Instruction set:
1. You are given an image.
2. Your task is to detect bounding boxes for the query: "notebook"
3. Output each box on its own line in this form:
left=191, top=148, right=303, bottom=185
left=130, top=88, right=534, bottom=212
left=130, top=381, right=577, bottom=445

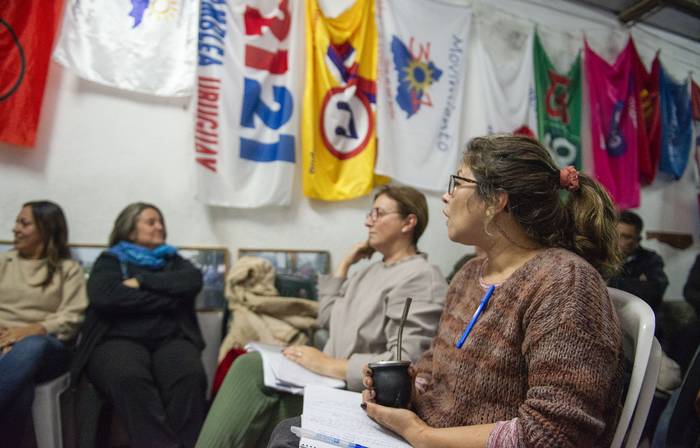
left=245, top=342, right=346, bottom=395
left=299, top=385, right=411, bottom=448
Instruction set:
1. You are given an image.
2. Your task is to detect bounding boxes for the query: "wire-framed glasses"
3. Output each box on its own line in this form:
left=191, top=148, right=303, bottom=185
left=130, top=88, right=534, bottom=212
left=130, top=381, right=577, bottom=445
left=448, top=174, right=478, bottom=195
left=366, top=208, right=402, bottom=221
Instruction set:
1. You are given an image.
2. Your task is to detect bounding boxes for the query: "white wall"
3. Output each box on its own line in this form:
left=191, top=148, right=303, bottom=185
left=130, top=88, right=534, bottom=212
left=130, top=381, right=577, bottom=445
left=1, top=0, right=698, bottom=298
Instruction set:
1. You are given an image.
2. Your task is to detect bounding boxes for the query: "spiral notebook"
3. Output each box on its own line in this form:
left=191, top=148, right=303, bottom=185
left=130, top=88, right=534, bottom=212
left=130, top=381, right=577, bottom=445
left=299, top=385, right=410, bottom=448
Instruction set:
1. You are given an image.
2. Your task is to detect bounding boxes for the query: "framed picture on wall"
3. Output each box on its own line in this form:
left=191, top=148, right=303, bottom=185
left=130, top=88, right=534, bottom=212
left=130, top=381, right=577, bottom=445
left=0, top=241, right=230, bottom=310
left=179, top=246, right=230, bottom=310
left=69, top=244, right=106, bottom=278
left=237, top=248, right=331, bottom=279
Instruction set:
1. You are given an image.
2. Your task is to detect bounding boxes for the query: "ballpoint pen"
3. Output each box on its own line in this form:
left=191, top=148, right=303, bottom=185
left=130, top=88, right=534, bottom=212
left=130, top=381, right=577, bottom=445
left=291, top=426, right=368, bottom=448
left=455, top=284, right=495, bottom=349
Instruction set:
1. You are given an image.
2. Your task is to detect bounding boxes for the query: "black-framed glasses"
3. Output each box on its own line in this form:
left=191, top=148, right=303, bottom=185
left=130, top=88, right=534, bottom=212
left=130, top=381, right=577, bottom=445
left=366, top=207, right=402, bottom=221
left=448, top=174, right=478, bottom=195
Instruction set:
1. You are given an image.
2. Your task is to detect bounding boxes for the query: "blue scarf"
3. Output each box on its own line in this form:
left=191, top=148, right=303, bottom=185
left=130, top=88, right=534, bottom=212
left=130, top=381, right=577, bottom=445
left=108, top=241, right=177, bottom=277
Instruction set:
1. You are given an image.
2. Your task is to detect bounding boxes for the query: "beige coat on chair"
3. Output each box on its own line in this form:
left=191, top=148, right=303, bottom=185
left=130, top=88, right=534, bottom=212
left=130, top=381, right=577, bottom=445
left=218, top=256, right=319, bottom=361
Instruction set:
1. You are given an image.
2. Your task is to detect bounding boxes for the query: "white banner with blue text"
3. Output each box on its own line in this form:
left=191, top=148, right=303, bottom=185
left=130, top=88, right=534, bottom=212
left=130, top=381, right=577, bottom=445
left=53, top=0, right=198, bottom=97
left=374, top=0, right=472, bottom=192
left=195, top=0, right=304, bottom=207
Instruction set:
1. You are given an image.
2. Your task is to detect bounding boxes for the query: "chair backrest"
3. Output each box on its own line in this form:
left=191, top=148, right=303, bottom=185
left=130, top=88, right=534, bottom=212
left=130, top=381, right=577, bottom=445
left=626, top=337, right=662, bottom=447
left=274, top=273, right=318, bottom=300
left=608, top=287, right=660, bottom=448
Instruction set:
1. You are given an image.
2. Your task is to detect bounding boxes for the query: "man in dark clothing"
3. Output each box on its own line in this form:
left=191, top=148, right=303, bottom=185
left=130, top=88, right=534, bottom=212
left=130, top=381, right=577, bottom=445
left=684, top=254, right=700, bottom=317
left=608, top=210, right=669, bottom=311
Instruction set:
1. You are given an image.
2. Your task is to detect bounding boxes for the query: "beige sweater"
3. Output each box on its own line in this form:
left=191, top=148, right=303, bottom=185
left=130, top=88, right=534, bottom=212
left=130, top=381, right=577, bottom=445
left=413, top=248, right=624, bottom=447
left=0, top=250, right=87, bottom=340
left=319, top=254, right=447, bottom=391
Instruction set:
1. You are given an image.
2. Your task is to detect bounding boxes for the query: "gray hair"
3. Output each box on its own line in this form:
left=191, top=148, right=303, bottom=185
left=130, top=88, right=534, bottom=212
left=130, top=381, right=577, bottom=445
left=108, top=202, right=166, bottom=246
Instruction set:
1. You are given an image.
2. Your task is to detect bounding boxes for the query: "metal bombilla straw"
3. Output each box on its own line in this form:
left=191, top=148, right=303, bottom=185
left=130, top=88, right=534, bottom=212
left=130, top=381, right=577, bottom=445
left=396, top=297, right=413, bottom=361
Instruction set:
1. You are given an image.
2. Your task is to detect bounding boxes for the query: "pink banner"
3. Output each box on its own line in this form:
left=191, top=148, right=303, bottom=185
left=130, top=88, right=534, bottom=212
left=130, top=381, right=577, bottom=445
left=585, top=39, right=640, bottom=208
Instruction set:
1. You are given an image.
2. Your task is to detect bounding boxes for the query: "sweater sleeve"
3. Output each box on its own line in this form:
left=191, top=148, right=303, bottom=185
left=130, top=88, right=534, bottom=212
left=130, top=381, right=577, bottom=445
left=315, top=274, right=346, bottom=330
left=517, top=265, right=623, bottom=447
left=487, top=419, right=525, bottom=448
left=87, top=253, right=181, bottom=315
left=346, top=266, right=447, bottom=391
left=413, top=262, right=469, bottom=388
left=136, top=255, right=203, bottom=299
left=40, top=261, right=88, bottom=341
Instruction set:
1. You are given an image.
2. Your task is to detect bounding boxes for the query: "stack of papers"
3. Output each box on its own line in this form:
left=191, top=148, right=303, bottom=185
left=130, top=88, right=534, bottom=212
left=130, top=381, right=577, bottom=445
left=245, top=342, right=346, bottom=395
left=300, top=385, right=411, bottom=448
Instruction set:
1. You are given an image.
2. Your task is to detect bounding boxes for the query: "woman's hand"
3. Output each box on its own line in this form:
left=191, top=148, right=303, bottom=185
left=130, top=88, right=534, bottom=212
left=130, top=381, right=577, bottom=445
left=362, top=364, right=377, bottom=402
left=335, top=241, right=375, bottom=278
left=0, top=324, right=47, bottom=351
left=122, top=278, right=140, bottom=288
left=363, top=401, right=430, bottom=445
left=282, top=346, right=348, bottom=379
left=362, top=364, right=422, bottom=405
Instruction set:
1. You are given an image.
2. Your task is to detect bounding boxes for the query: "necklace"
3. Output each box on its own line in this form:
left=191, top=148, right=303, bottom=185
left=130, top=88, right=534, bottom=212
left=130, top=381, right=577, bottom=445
left=477, top=258, right=501, bottom=289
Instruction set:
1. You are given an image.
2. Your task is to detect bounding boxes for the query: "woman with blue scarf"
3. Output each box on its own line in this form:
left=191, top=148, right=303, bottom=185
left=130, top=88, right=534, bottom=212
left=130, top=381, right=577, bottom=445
left=70, top=202, right=207, bottom=448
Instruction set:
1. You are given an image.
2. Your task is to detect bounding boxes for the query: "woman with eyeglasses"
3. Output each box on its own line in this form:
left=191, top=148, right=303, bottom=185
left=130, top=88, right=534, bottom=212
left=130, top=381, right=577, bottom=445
left=269, top=135, right=625, bottom=448
left=196, top=185, right=447, bottom=448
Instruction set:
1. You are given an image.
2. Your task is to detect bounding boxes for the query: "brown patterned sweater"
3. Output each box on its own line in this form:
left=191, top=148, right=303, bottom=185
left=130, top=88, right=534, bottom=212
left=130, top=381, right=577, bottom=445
left=413, top=248, right=624, bottom=447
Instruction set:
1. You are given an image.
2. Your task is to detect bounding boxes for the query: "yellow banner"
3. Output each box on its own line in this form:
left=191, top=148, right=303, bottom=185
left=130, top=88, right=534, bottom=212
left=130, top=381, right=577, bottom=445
left=302, top=0, right=383, bottom=201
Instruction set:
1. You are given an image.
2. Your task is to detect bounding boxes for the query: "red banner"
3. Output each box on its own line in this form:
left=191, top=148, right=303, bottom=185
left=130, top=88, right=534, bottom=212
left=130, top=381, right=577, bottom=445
left=0, top=1, right=63, bottom=147
left=632, top=45, right=661, bottom=185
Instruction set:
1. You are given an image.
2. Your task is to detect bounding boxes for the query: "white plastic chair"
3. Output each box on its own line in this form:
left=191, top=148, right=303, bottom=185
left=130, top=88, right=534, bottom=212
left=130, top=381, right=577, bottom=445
left=32, top=371, right=70, bottom=448
left=608, top=287, right=661, bottom=448
left=196, top=309, right=224, bottom=400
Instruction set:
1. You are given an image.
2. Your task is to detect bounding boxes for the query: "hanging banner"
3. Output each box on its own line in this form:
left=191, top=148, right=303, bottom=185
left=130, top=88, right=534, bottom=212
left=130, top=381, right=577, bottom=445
left=53, top=0, right=198, bottom=97
left=302, top=0, right=380, bottom=201
left=584, top=39, right=640, bottom=209
left=194, top=0, right=304, bottom=207
left=0, top=0, right=63, bottom=147
left=632, top=45, right=661, bottom=185
left=533, top=32, right=581, bottom=169
left=658, top=64, right=692, bottom=180
left=374, top=0, right=471, bottom=192
left=473, top=14, right=537, bottom=137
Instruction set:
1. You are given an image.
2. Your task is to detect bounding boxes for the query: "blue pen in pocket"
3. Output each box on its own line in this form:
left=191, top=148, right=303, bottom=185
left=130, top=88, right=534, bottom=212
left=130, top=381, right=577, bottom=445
left=455, top=284, right=496, bottom=349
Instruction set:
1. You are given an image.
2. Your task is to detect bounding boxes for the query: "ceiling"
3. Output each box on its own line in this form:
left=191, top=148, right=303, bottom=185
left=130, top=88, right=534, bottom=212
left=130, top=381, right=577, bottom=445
left=573, top=0, right=700, bottom=42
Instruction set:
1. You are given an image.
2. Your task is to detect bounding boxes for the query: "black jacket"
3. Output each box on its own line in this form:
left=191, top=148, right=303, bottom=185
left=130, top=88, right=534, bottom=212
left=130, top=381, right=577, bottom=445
left=684, top=254, right=700, bottom=316
left=70, top=252, right=204, bottom=385
left=608, top=246, right=669, bottom=310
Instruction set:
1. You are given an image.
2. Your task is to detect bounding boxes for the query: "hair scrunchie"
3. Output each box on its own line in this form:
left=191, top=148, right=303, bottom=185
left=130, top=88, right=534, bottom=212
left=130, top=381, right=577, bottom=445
left=559, top=166, right=580, bottom=192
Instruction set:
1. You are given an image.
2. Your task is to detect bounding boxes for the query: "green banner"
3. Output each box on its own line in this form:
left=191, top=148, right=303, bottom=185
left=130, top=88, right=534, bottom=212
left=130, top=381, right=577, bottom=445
left=533, top=32, right=582, bottom=169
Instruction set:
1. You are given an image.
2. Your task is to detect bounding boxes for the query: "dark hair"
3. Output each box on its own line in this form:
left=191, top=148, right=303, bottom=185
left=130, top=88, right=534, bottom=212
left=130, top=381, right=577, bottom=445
left=374, top=185, right=428, bottom=247
left=463, top=135, right=621, bottom=278
left=108, top=202, right=166, bottom=247
left=619, top=210, right=643, bottom=235
left=23, top=201, right=71, bottom=287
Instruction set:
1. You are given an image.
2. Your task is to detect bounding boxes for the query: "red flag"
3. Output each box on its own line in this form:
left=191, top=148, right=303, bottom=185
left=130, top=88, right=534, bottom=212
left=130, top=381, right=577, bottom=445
left=0, top=1, right=63, bottom=147
left=631, top=43, right=661, bottom=185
